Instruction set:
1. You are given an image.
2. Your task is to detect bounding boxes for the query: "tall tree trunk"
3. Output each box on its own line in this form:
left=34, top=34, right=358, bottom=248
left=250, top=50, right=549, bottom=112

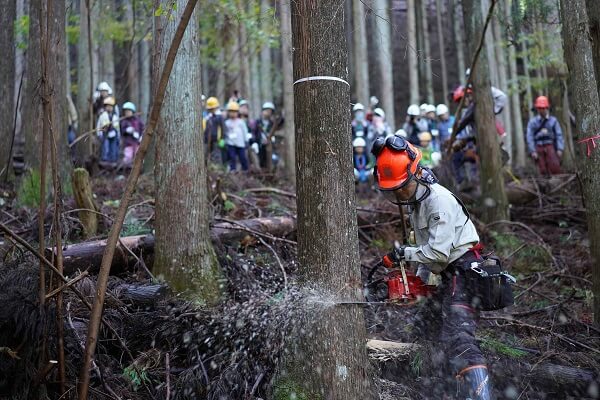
left=522, top=39, right=534, bottom=119
left=373, top=0, right=395, bottom=130
left=280, top=0, right=295, bottom=184
left=420, top=0, right=434, bottom=104
left=249, top=51, right=261, bottom=115
left=260, top=0, right=272, bottom=102
left=559, top=79, right=576, bottom=169
left=563, top=0, right=600, bottom=324
left=76, top=0, right=94, bottom=164
left=504, top=0, right=525, bottom=168
left=352, top=0, right=369, bottom=105
left=238, top=8, right=251, bottom=102
left=586, top=0, right=600, bottom=99
left=407, top=0, right=419, bottom=105
left=463, top=0, right=508, bottom=222
left=153, top=0, right=221, bottom=302
left=139, top=39, right=151, bottom=116
left=450, top=0, right=466, bottom=81
left=14, top=0, right=27, bottom=169
left=23, top=0, right=69, bottom=185
left=492, top=2, right=512, bottom=164
left=481, top=0, right=498, bottom=87
left=435, top=0, right=448, bottom=100
left=0, top=1, right=16, bottom=177
left=289, top=0, right=374, bottom=397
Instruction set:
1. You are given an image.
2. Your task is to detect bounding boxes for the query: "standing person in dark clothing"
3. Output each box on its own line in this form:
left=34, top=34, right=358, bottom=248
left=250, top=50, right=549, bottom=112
left=203, top=96, right=227, bottom=165
left=253, top=102, right=276, bottom=169
left=403, top=104, right=423, bottom=146
left=120, top=102, right=144, bottom=167
left=526, top=96, right=564, bottom=176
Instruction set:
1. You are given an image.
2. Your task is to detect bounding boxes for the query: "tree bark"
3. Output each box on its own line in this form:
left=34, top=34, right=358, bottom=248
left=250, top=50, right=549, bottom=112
left=289, top=1, right=375, bottom=397
left=492, top=2, right=512, bottom=164
left=0, top=1, right=16, bottom=178
left=139, top=39, right=151, bottom=116
left=420, top=0, right=434, bottom=104
left=435, top=0, right=448, bottom=100
left=505, top=0, right=526, bottom=168
left=450, top=0, right=466, bottom=81
left=463, top=0, right=508, bottom=223
left=153, top=0, right=221, bottom=302
left=372, top=0, right=395, bottom=130
left=407, top=0, right=419, bottom=105
left=238, top=5, right=251, bottom=103
left=586, top=0, right=600, bottom=101
left=481, top=0, right=498, bottom=87
left=353, top=0, right=369, bottom=106
left=280, top=0, right=295, bottom=183
left=521, top=39, right=534, bottom=120
left=76, top=0, right=94, bottom=164
left=72, top=168, right=98, bottom=238
left=260, top=0, right=272, bottom=102
left=561, top=0, right=600, bottom=324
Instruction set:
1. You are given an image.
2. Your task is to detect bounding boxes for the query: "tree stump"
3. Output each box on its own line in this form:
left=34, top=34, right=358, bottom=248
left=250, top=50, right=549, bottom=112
left=72, top=168, right=97, bottom=238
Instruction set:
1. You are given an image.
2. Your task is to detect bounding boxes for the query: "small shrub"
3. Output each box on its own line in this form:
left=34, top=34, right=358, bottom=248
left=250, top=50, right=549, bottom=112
left=17, top=170, right=42, bottom=208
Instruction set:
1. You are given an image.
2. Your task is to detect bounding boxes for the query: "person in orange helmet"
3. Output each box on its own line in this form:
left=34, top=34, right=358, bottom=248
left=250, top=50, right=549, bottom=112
left=372, top=135, right=499, bottom=400
left=526, top=96, right=564, bottom=176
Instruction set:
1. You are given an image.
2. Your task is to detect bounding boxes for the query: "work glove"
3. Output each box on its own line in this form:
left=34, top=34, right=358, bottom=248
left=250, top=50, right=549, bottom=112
left=251, top=142, right=259, bottom=154
left=531, top=151, right=538, bottom=160
left=383, top=245, right=407, bottom=268
left=126, top=126, right=134, bottom=134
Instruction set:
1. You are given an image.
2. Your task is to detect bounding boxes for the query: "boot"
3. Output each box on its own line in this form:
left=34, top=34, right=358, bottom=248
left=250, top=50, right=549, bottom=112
left=456, top=365, right=492, bottom=400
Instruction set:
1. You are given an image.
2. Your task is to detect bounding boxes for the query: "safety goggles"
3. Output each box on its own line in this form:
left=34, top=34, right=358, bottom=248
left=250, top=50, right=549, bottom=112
left=371, top=135, right=417, bottom=160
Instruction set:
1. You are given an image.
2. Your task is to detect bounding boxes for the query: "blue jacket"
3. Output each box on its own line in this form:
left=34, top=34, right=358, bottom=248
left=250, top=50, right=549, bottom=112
left=526, top=115, right=564, bottom=154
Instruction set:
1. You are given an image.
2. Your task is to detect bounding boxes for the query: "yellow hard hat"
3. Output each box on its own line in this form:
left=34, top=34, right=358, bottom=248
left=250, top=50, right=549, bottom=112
left=103, top=96, right=116, bottom=106
left=418, top=131, right=432, bottom=142
left=206, top=96, right=220, bottom=109
left=227, top=101, right=240, bottom=112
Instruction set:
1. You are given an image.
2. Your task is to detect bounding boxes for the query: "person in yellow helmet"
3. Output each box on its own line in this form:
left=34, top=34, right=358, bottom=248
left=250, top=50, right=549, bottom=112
left=224, top=101, right=249, bottom=171
left=203, top=96, right=227, bottom=165
left=96, top=96, right=120, bottom=163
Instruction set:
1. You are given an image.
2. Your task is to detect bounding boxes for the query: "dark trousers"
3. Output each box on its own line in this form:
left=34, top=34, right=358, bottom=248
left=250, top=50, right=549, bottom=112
left=227, top=145, right=249, bottom=171
left=440, top=251, right=487, bottom=373
left=535, top=143, right=561, bottom=176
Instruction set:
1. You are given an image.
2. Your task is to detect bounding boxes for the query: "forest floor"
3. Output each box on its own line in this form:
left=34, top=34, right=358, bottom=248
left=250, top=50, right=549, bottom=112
left=0, top=165, right=598, bottom=399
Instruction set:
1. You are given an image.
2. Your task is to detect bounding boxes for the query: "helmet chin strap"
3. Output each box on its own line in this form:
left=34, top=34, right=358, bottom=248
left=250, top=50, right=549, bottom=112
left=394, top=180, right=431, bottom=206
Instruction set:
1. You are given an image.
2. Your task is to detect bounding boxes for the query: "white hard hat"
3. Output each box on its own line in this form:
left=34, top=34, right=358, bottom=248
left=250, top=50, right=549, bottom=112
left=420, top=103, right=429, bottom=113
left=394, top=129, right=408, bottom=138
left=352, top=137, right=366, bottom=148
left=353, top=103, right=365, bottom=112
left=407, top=104, right=420, bottom=116
left=431, top=151, right=442, bottom=165
left=436, top=104, right=449, bottom=116
left=374, top=108, right=385, bottom=118
left=369, top=96, right=379, bottom=106
left=425, top=104, right=436, bottom=114
left=98, top=81, right=111, bottom=92
left=262, top=101, right=275, bottom=110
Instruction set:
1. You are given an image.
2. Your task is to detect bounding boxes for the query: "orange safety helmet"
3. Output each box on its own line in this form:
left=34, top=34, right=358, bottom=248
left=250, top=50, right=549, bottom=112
left=372, top=136, right=422, bottom=191
left=534, top=96, right=550, bottom=109
left=452, top=85, right=473, bottom=103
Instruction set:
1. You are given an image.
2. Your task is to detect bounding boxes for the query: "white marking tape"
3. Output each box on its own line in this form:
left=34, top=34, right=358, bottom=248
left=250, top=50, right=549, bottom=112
left=293, top=76, right=349, bottom=86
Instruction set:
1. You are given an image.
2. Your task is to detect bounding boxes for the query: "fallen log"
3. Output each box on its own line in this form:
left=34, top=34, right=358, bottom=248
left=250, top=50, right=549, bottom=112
left=505, top=175, right=575, bottom=205
left=366, top=339, right=598, bottom=395
left=47, top=216, right=296, bottom=275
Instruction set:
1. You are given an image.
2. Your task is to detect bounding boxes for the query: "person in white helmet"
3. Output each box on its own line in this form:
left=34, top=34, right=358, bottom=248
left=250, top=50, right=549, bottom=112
left=120, top=102, right=144, bottom=167
left=403, top=104, right=424, bottom=146
left=435, top=104, right=454, bottom=148
left=93, top=81, right=119, bottom=119
left=253, top=102, right=277, bottom=169
left=370, top=107, right=391, bottom=140
left=352, top=136, right=374, bottom=190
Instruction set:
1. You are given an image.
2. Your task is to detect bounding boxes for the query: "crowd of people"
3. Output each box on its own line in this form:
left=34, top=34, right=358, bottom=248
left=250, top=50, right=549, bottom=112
left=352, top=85, right=566, bottom=190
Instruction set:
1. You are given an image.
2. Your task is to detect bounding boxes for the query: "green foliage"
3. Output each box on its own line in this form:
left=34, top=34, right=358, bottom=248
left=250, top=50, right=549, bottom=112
left=14, top=15, right=29, bottom=50
left=273, top=377, right=313, bottom=400
left=410, top=351, right=423, bottom=376
left=371, top=238, right=389, bottom=250
left=223, top=199, right=236, bottom=212
left=17, top=170, right=42, bottom=208
left=480, top=337, right=528, bottom=359
left=122, top=366, right=150, bottom=391
left=66, top=13, right=80, bottom=45
left=490, top=231, right=550, bottom=273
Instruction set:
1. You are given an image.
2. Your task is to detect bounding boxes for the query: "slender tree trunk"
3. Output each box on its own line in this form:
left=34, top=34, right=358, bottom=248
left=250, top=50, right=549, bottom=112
left=153, top=0, right=221, bottom=302
left=238, top=8, right=251, bottom=101
left=353, top=0, right=369, bottom=105
left=522, top=39, right=534, bottom=119
left=139, top=39, right=151, bottom=116
left=280, top=0, right=295, bottom=184
left=372, top=0, right=395, bottom=129
left=14, top=0, right=27, bottom=167
left=463, top=0, right=508, bottom=222
left=420, top=0, right=434, bottom=104
left=289, top=0, right=375, bottom=397
left=216, top=47, right=225, bottom=101
left=559, top=79, right=576, bottom=169
left=76, top=0, right=94, bottom=163
left=435, top=0, right=448, bottom=99
left=407, top=0, right=419, bottom=105
left=586, top=0, right=600, bottom=99
left=563, top=0, right=600, bottom=324
left=97, top=0, right=115, bottom=88
left=481, top=0, right=498, bottom=87
left=0, top=1, right=16, bottom=177
left=450, top=0, right=466, bottom=81
left=493, top=2, right=512, bottom=164
left=260, top=0, right=272, bottom=102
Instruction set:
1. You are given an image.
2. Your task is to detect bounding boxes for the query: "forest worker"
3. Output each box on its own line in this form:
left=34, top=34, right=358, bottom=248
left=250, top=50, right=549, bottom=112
left=96, top=96, right=120, bottom=164
left=93, top=81, right=119, bottom=118
left=204, top=96, right=227, bottom=165
left=120, top=102, right=144, bottom=167
left=225, top=101, right=249, bottom=171
left=372, top=135, right=493, bottom=400
left=370, top=107, right=391, bottom=139
left=403, top=104, right=423, bottom=146
left=526, top=96, right=564, bottom=176
left=253, top=102, right=276, bottom=168
left=435, top=103, right=454, bottom=147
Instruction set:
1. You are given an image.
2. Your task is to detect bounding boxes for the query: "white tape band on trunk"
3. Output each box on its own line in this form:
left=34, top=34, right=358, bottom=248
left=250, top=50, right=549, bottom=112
left=293, top=76, right=350, bottom=86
